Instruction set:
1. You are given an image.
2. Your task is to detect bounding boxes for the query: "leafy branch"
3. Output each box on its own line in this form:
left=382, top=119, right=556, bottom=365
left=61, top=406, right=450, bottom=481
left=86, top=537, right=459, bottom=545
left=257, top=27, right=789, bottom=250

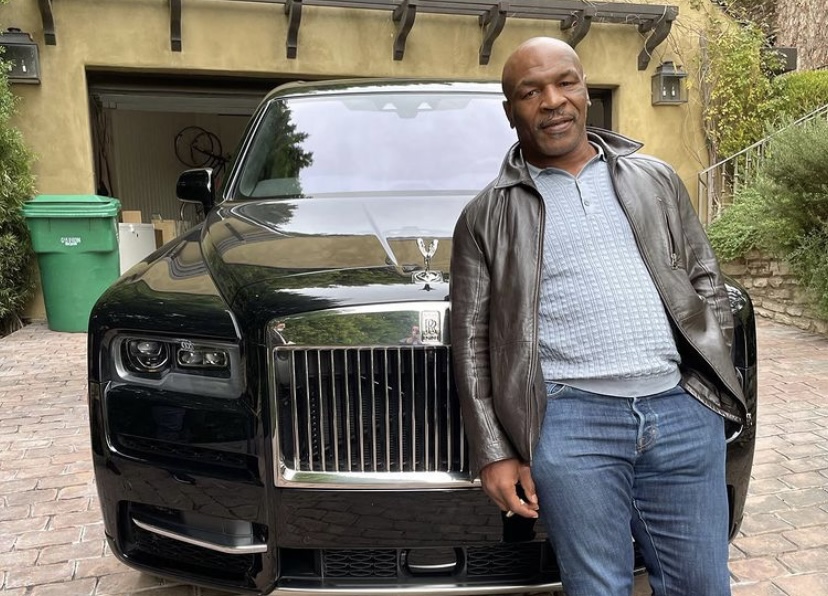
left=0, top=8, right=37, bottom=335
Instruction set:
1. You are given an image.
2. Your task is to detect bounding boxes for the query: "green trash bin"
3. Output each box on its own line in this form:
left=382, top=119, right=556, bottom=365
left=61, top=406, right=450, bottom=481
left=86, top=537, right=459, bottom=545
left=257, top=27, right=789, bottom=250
left=21, top=195, right=121, bottom=332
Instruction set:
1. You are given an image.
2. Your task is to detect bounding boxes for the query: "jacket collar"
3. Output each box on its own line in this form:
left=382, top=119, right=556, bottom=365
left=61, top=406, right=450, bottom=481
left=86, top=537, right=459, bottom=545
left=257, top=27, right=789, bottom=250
left=493, top=128, right=644, bottom=189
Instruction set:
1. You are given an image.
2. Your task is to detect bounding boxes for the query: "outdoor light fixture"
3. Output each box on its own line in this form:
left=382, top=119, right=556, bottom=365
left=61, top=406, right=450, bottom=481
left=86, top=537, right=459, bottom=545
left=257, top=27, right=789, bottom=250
left=0, top=28, right=40, bottom=84
left=651, top=61, right=687, bottom=105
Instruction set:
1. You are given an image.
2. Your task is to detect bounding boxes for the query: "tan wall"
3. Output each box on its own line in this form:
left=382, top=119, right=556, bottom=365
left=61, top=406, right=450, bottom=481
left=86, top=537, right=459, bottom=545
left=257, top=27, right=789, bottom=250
left=1, top=0, right=714, bottom=320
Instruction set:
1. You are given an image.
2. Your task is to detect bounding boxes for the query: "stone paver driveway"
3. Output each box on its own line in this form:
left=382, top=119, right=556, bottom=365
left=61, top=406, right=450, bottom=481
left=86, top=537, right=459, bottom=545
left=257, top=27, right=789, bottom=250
left=1, top=318, right=827, bottom=595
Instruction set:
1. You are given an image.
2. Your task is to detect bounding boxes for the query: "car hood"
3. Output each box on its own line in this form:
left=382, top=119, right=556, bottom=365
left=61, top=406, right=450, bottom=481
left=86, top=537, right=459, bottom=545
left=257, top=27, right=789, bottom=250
left=201, top=193, right=471, bottom=331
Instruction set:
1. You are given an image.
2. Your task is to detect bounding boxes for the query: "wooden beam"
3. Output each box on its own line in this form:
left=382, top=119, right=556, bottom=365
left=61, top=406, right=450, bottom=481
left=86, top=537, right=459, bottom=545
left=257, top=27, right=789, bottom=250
left=212, top=0, right=681, bottom=69
left=478, top=2, right=507, bottom=66
left=561, top=7, right=594, bottom=48
left=285, top=0, right=303, bottom=58
left=392, top=0, right=417, bottom=60
left=170, top=0, right=183, bottom=52
left=38, top=0, right=56, bottom=45
left=637, top=7, right=677, bottom=70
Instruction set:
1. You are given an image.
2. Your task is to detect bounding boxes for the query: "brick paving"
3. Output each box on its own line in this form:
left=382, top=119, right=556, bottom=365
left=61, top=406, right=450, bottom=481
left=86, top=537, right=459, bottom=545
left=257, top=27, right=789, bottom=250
left=0, top=317, right=826, bottom=595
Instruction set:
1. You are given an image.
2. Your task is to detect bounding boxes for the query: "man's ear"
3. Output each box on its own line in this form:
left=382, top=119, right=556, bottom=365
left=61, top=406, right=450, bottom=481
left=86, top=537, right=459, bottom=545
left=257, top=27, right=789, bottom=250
left=502, top=100, right=515, bottom=129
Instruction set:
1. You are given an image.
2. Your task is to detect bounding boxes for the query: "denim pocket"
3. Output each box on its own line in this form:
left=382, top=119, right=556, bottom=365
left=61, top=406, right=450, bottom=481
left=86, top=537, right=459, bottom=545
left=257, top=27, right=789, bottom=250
left=546, top=382, right=567, bottom=398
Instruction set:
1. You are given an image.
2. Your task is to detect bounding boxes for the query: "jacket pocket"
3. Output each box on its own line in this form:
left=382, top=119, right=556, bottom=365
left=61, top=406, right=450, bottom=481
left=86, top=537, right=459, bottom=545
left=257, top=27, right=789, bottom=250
left=681, top=368, right=744, bottom=425
left=657, top=196, right=681, bottom=269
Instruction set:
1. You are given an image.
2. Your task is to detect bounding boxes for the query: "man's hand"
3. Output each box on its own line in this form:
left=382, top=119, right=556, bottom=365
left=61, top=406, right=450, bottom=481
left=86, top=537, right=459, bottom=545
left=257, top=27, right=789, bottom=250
left=480, top=458, right=539, bottom=519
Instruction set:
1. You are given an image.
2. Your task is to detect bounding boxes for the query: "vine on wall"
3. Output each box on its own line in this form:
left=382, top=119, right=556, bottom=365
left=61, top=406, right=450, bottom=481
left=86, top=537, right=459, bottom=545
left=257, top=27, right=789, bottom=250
left=672, top=0, right=787, bottom=167
left=696, top=18, right=779, bottom=160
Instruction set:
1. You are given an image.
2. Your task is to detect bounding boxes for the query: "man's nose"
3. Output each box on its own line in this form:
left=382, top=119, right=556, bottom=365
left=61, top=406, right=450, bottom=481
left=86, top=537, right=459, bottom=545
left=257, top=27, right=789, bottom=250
left=539, top=86, right=566, bottom=109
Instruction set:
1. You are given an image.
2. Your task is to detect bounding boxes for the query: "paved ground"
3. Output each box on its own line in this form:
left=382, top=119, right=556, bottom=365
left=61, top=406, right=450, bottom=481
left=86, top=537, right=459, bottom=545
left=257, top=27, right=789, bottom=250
left=0, top=317, right=827, bottom=595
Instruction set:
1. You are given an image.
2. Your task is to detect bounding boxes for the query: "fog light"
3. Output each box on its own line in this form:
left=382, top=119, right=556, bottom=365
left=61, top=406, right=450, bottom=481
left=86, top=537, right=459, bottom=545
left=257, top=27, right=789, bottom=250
left=203, top=351, right=227, bottom=366
left=179, top=350, right=203, bottom=366
left=177, top=345, right=228, bottom=369
left=126, top=339, right=170, bottom=373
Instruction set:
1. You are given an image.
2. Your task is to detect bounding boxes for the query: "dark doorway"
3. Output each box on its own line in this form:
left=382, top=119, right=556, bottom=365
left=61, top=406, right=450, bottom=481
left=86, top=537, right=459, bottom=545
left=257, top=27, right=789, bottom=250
left=587, top=88, right=613, bottom=130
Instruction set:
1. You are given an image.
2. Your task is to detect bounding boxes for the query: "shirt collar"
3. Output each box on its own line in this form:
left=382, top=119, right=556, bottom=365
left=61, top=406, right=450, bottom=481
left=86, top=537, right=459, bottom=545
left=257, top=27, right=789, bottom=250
left=526, top=142, right=606, bottom=179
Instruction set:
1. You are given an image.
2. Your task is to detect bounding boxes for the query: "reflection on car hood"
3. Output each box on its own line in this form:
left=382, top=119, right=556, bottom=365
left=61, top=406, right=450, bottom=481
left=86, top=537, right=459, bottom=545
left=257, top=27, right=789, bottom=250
left=201, top=193, right=472, bottom=327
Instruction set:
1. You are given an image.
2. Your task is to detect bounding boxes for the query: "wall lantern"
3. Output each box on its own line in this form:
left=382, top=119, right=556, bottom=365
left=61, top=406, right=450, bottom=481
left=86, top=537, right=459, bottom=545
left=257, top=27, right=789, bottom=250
left=0, top=28, right=41, bottom=84
left=651, top=61, right=687, bottom=105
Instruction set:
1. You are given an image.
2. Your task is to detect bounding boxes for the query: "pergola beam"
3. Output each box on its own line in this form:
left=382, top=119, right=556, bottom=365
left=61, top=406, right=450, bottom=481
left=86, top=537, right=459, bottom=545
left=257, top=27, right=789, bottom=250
left=44, top=0, right=677, bottom=68
left=392, top=0, right=417, bottom=60
left=214, top=0, right=678, bottom=66
left=561, top=7, right=594, bottom=48
left=285, top=0, right=303, bottom=58
left=637, top=7, right=677, bottom=70
left=478, top=2, right=507, bottom=65
left=38, top=0, right=56, bottom=45
left=170, top=0, right=182, bottom=51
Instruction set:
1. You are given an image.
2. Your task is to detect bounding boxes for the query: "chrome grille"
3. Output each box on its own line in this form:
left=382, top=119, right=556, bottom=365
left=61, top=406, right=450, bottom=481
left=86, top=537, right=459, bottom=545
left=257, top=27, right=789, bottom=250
left=273, top=346, right=467, bottom=477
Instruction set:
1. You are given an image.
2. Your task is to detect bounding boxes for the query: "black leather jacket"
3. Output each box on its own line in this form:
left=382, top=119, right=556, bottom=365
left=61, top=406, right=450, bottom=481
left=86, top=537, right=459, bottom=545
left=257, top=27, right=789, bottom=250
left=450, top=128, right=747, bottom=474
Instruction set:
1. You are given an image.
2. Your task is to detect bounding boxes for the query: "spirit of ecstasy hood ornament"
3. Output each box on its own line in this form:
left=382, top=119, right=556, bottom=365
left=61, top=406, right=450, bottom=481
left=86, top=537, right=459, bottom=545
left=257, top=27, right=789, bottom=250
left=413, top=238, right=444, bottom=284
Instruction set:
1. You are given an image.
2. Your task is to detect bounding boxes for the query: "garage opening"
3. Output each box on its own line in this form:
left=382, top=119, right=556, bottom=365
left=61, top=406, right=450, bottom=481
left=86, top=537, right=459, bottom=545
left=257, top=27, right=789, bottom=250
left=87, top=71, right=293, bottom=237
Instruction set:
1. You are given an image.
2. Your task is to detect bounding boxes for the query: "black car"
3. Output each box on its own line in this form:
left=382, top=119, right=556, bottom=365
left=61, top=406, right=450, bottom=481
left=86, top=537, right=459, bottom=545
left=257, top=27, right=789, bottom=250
left=88, top=80, right=757, bottom=595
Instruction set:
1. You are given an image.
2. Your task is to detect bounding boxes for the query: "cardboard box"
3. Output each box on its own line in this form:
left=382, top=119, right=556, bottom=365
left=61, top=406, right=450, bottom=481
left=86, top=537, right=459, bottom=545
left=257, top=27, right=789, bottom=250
left=122, top=210, right=143, bottom=224
left=152, top=219, right=180, bottom=248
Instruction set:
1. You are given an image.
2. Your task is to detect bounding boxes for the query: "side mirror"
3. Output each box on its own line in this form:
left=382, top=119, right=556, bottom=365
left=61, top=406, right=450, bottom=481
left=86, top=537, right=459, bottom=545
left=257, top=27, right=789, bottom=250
left=176, top=168, right=215, bottom=213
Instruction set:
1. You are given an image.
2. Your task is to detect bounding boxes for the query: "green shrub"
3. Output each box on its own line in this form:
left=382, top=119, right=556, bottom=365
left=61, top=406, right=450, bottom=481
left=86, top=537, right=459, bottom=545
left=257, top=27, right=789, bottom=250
left=762, top=121, right=828, bottom=313
left=787, top=226, right=828, bottom=314
left=761, top=122, right=828, bottom=212
left=772, top=70, right=828, bottom=124
left=709, top=118, right=828, bottom=314
left=706, top=186, right=771, bottom=261
left=0, top=61, right=36, bottom=335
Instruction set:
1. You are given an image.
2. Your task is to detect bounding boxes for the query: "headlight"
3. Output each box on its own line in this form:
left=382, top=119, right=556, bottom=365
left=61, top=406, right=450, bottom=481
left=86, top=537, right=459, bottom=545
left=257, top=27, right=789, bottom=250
left=112, top=335, right=242, bottom=398
left=177, top=343, right=229, bottom=370
left=126, top=340, right=170, bottom=373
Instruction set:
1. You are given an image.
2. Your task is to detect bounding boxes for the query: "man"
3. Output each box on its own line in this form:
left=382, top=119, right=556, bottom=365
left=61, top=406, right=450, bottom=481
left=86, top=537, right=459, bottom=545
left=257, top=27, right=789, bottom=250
left=450, top=37, right=747, bottom=596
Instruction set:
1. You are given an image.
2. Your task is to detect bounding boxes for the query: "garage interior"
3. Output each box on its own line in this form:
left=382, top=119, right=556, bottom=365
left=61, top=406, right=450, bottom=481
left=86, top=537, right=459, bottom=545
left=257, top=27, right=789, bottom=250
left=87, top=72, right=290, bottom=229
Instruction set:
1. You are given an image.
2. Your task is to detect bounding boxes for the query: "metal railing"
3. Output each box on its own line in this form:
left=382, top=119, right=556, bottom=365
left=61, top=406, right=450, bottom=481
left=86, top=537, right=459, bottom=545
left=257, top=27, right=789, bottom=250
left=698, top=103, right=828, bottom=224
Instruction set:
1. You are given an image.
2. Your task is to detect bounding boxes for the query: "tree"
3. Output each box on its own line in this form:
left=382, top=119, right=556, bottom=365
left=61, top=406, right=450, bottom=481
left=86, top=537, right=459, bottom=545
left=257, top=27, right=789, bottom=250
left=0, top=31, right=37, bottom=335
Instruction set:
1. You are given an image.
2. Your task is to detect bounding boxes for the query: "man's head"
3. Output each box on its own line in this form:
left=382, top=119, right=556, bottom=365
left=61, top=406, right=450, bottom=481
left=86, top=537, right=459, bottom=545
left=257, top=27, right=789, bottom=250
left=501, top=37, right=594, bottom=172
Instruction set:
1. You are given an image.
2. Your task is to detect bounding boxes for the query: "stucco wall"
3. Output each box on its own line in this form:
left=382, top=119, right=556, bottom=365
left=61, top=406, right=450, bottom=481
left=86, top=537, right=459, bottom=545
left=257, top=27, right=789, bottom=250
left=1, top=0, right=714, bottom=320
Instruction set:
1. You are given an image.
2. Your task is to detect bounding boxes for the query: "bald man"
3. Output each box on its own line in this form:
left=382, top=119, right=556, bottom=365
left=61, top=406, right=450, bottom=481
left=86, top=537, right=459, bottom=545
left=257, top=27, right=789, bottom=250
left=450, top=37, right=745, bottom=596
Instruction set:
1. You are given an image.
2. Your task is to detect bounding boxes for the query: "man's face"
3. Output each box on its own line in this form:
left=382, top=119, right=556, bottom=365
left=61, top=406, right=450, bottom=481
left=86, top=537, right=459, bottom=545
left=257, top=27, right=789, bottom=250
left=502, top=45, right=591, bottom=169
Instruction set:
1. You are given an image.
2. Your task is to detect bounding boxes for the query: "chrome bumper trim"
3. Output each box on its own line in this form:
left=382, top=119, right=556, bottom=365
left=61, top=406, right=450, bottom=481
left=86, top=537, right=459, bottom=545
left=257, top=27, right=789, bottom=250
left=277, top=468, right=480, bottom=489
left=132, top=518, right=268, bottom=555
left=270, top=583, right=563, bottom=595
left=269, top=571, right=653, bottom=595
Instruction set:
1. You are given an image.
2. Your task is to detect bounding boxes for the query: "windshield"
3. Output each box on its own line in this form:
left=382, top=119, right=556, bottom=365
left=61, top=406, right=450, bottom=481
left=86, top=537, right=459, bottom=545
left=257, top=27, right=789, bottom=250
left=236, top=92, right=515, bottom=198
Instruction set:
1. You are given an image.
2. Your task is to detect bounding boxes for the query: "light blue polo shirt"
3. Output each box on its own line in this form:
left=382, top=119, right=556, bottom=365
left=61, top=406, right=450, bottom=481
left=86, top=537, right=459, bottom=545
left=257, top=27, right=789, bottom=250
left=528, top=145, right=681, bottom=397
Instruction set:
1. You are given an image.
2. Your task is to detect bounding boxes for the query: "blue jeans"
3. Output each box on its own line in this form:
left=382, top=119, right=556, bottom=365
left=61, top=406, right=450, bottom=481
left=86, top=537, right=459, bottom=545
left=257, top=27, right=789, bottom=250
left=531, top=384, right=731, bottom=596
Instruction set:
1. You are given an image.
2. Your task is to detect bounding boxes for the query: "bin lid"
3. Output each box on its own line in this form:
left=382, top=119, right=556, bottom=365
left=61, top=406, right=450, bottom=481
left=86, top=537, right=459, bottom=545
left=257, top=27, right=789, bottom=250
left=21, top=195, right=121, bottom=218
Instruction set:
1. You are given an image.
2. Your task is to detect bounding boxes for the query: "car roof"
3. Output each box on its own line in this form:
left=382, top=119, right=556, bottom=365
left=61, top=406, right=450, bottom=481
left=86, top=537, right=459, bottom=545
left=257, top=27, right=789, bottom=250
left=263, top=79, right=503, bottom=102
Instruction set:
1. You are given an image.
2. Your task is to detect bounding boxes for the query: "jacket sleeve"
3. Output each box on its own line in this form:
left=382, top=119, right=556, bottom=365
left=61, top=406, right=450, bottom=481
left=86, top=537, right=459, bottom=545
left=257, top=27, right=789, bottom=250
left=450, top=208, right=519, bottom=474
left=673, top=172, right=735, bottom=350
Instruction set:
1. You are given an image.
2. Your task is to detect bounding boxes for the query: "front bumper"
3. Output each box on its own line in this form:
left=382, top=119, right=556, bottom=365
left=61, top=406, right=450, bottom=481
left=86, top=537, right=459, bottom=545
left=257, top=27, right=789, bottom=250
left=91, top=378, right=569, bottom=594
